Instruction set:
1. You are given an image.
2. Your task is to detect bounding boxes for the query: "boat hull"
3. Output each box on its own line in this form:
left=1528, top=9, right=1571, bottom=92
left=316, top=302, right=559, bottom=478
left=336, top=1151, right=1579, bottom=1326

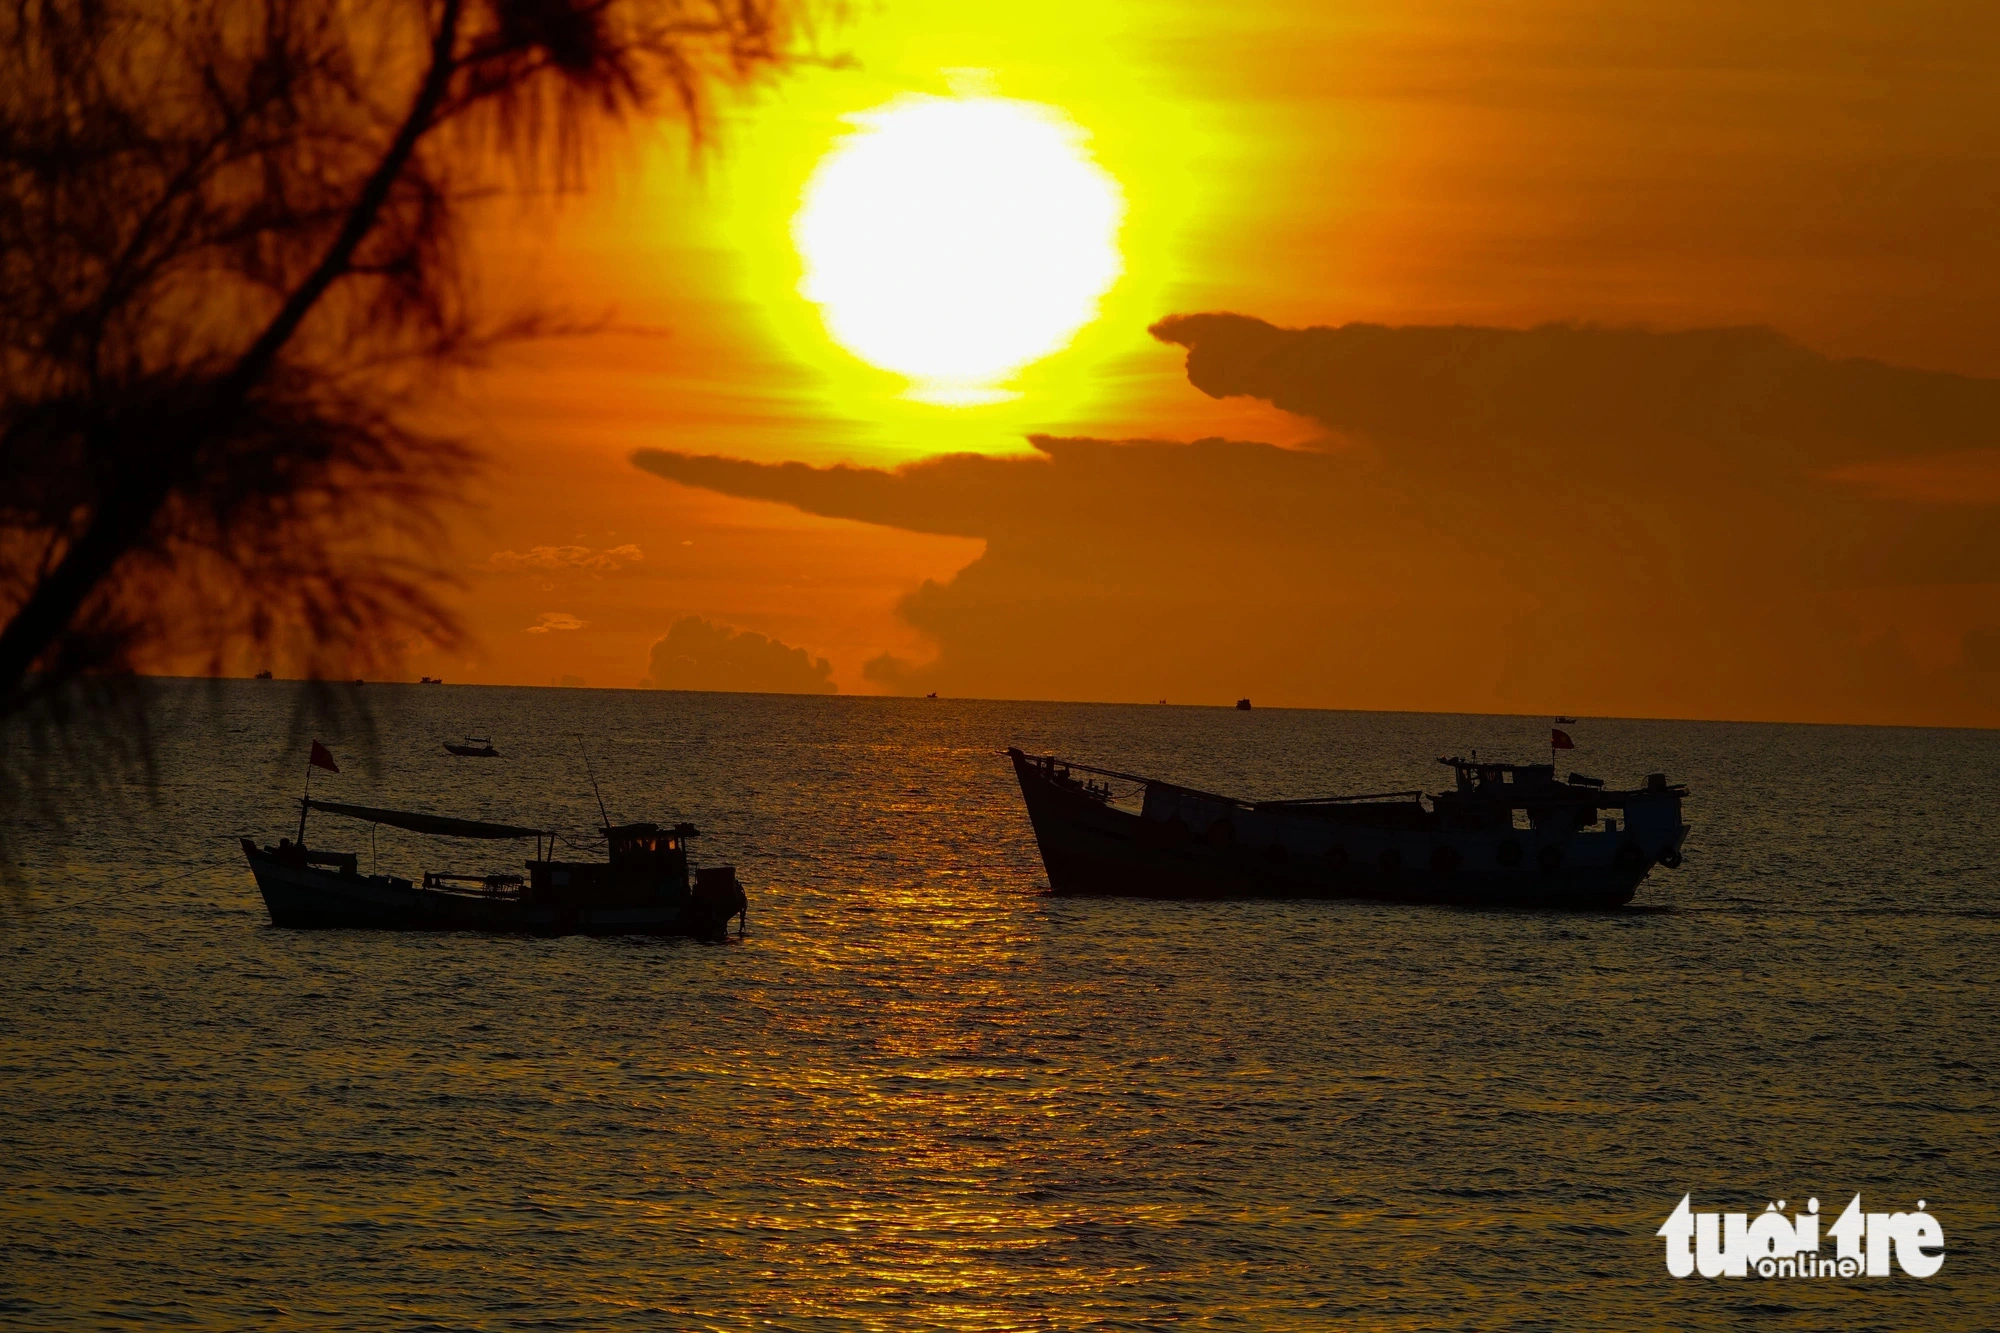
left=243, top=845, right=740, bottom=939
left=1011, top=751, right=1681, bottom=909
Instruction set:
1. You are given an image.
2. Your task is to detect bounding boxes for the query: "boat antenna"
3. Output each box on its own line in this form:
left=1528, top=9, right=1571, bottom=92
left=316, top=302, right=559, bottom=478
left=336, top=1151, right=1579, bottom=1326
left=576, top=737, right=612, bottom=834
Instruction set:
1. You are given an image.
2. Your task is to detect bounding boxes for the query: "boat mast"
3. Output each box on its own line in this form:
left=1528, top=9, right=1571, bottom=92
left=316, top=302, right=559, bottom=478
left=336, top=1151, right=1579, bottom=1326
left=577, top=738, right=612, bottom=833
left=296, top=760, right=312, bottom=845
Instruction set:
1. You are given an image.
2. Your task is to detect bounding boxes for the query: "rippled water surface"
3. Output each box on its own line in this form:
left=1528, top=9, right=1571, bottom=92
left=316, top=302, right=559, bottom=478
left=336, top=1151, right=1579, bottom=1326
left=3, top=683, right=1996, bottom=1329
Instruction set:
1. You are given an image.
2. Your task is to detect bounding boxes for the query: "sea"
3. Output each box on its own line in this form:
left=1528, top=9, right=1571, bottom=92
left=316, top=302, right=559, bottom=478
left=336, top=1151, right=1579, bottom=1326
left=2, top=680, right=1994, bottom=1330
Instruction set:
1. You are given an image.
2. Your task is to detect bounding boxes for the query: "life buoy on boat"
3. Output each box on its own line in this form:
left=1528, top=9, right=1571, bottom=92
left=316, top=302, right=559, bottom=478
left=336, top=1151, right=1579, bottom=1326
left=1660, top=847, right=1683, bottom=869
left=1495, top=838, right=1523, bottom=869
left=1538, top=844, right=1563, bottom=874
left=1429, top=845, right=1461, bottom=875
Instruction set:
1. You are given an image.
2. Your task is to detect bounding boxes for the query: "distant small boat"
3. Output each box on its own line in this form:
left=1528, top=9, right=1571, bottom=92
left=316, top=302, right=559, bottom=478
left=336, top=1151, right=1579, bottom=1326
left=1236, top=698, right=1252, bottom=710
left=1556, top=716, right=1578, bottom=724
left=926, top=691, right=938, bottom=699
left=444, top=735, right=499, bottom=757
left=254, top=669, right=273, bottom=680
left=420, top=676, right=443, bottom=685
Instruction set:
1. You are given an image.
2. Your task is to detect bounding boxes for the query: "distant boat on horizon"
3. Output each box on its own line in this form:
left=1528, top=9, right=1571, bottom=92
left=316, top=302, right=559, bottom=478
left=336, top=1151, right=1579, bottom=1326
left=253, top=669, right=273, bottom=680
left=1236, top=698, right=1252, bottom=710
left=1007, top=747, right=1688, bottom=909
left=444, top=735, right=499, bottom=757
left=420, top=676, right=443, bottom=685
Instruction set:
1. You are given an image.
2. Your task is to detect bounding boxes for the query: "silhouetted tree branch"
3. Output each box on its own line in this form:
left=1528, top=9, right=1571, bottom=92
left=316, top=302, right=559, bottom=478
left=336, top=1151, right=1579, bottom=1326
left=0, top=0, right=810, bottom=846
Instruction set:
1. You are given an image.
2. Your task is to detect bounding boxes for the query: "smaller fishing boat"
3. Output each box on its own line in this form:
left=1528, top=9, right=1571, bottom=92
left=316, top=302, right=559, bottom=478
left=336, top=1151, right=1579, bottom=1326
left=253, top=669, right=273, bottom=680
left=444, top=735, right=499, bottom=757
left=1236, top=698, right=1252, bottom=710
left=420, top=676, right=443, bottom=685
left=242, top=801, right=747, bottom=938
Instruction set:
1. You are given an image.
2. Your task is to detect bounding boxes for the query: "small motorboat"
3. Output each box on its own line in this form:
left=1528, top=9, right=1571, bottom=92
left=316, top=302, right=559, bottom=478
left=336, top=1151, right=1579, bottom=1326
left=444, top=735, right=499, bottom=757
left=1236, top=698, right=1252, bottom=710
left=420, top=676, right=443, bottom=685
left=253, top=669, right=273, bottom=680
left=242, top=800, right=747, bottom=938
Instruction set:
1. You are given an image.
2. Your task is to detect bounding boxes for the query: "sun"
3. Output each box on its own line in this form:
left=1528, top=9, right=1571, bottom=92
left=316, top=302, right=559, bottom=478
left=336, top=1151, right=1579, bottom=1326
left=793, top=93, right=1125, bottom=404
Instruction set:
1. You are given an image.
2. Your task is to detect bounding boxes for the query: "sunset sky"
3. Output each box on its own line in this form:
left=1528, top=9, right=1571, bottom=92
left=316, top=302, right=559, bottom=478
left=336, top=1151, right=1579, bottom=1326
left=398, top=0, right=2000, bottom=727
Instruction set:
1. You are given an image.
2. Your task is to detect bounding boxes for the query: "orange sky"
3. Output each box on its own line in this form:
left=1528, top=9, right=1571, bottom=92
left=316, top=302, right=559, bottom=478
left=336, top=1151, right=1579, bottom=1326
left=390, top=0, right=2000, bottom=726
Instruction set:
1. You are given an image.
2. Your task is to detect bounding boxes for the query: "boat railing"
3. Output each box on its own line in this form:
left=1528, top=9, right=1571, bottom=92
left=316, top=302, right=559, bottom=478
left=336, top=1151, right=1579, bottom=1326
left=1254, top=791, right=1425, bottom=809
left=1014, top=751, right=1243, bottom=806
left=1016, top=750, right=1428, bottom=812
left=422, top=870, right=526, bottom=898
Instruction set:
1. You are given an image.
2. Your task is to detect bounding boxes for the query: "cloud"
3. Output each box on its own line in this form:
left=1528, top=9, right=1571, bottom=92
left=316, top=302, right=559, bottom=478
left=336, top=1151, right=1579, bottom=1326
left=633, top=317, right=2000, bottom=726
left=1819, top=450, right=2000, bottom=506
left=487, top=544, right=644, bottom=573
left=1145, top=313, right=2000, bottom=590
left=640, top=616, right=836, bottom=694
left=526, top=611, right=585, bottom=634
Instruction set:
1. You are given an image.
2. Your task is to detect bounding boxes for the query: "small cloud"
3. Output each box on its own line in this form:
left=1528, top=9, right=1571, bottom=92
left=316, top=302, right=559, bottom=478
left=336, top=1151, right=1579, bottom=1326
left=1820, top=450, right=2000, bottom=505
left=487, top=544, right=644, bottom=574
left=863, top=652, right=927, bottom=692
left=526, top=612, right=585, bottom=634
left=641, top=616, right=836, bottom=694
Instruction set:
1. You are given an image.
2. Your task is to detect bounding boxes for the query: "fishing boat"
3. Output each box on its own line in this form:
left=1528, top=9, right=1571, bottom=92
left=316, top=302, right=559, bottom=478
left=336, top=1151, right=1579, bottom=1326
left=240, top=800, right=747, bottom=938
left=1007, top=747, right=1688, bottom=908
left=444, top=735, right=499, bottom=757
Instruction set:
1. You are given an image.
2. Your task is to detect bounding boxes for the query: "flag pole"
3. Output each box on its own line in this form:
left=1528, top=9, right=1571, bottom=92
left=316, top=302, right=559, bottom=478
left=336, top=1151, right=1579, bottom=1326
left=297, top=753, right=313, bottom=845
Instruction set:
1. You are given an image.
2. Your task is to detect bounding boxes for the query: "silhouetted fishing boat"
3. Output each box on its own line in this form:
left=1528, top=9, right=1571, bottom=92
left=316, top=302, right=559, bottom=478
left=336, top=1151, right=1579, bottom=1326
left=241, top=801, right=747, bottom=938
left=1007, top=747, right=1688, bottom=908
left=444, top=735, right=498, bottom=757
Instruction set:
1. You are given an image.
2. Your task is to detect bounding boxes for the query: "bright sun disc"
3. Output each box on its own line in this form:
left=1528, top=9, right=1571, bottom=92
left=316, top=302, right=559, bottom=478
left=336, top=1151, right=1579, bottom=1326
left=794, top=94, right=1125, bottom=403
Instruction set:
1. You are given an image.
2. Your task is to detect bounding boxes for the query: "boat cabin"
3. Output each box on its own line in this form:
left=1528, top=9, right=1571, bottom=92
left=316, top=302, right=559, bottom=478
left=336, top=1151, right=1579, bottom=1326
left=525, top=820, right=700, bottom=907
left=1431, top=756, right=1683, bottom=834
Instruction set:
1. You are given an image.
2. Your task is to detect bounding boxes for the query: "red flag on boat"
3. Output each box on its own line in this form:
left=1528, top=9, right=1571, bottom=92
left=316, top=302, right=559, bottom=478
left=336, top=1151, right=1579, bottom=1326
left=309, top=740, right=340, bottom=773
left=1551, top=728, right=1575, bottom=750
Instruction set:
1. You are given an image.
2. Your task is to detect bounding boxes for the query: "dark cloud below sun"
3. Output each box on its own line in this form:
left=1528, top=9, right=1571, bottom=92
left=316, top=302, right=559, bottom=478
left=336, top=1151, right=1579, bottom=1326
left=634, top=315, right=2000, bottom=726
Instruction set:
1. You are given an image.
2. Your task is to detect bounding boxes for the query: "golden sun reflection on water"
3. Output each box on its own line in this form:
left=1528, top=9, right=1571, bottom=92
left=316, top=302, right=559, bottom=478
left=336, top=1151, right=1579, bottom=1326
left=6, top=688, right=1996, bottom=1329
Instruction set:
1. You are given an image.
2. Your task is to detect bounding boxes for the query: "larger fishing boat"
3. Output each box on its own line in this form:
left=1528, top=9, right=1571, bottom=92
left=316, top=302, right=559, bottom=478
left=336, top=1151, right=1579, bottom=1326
left=241, top=799, right=747, bottom=938
left=1008, top=747, right=1688, bottom=908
